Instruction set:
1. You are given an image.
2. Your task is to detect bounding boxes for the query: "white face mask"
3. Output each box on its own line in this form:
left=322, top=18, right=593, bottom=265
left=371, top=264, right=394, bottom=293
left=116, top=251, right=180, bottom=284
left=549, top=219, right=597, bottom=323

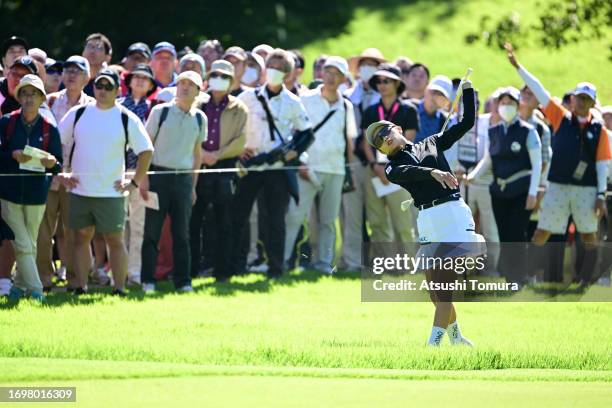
left=359, top=65, right=377, bottom=83
left=241, top=67, right=259, bottom=85
left=266, top=68, right=285, bottom=86
left=338, top=82, right=349, bottom=95
left=498, top=104, right=518, bottom=122
left=208, top=77, right=231, bottom=92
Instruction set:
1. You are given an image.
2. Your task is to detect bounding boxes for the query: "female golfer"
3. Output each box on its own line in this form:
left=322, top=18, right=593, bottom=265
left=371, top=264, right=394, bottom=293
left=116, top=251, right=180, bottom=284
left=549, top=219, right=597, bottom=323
left=365, top=78, right=481, bottom=347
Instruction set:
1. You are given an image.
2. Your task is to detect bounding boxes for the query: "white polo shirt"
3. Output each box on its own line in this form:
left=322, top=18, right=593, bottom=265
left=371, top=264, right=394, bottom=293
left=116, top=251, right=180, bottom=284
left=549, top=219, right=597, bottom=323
left=301, top=87, right=357, bottom=175
left=238, top=85, right=312, bottom=154
left=59, top=102, right=153, bottom=198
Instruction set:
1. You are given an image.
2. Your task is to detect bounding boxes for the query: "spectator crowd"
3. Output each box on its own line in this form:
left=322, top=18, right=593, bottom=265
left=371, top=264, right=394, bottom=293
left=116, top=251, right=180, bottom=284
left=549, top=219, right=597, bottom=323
left=0, top=33, right=610, bottom=302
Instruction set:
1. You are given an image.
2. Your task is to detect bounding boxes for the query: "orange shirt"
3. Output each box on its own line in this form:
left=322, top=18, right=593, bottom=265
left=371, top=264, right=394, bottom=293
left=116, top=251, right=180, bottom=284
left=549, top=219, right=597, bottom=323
left=542, top=99, right=611, bottom=161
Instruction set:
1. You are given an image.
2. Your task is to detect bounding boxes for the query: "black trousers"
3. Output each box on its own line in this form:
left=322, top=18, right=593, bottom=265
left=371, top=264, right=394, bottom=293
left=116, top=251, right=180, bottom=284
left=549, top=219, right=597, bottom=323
left=492, top=193, right=531, bottom=284
left=141, top=170, right=193, bottom=288
left=230, top=171, right=290, bottom=277
left=190, top=167, right=236, bottom=280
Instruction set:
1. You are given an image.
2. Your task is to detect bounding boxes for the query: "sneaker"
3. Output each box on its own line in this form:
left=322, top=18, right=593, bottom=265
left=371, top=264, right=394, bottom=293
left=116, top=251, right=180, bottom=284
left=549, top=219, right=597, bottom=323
left=111, top=289, right=127, bottom=297
left=0, top=278, right=12, bottom=296
left=248, top=263, right=269, bottom=273
left=93, top=267, right=111, bottom=286
left=596, top=277, right=611, bottom=287
left=30, top=291, right=46, bottom=303
left=458, top=337, right=475, bottom=347
left=178, top=285, right=194, bottom=293
left=141, top=283, right=156, bottom=293
left=8, top=286, right=25, bottom=301
left=313, top=262, right=334, bottom=275
left=127, top=275, right=141, bottom=286
left=55, top=266, right=67, bottom=282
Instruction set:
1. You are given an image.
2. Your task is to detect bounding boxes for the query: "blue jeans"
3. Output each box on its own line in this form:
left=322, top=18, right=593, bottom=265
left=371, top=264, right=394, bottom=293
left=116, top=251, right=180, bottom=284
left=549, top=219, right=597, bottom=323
left=141, top=170, right=193, bottom=288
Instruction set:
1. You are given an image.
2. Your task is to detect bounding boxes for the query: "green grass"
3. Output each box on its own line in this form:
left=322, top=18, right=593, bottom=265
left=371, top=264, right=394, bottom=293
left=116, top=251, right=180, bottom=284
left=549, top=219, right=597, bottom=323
left=301, top=0, right=611, bottom=103
left=4, top=374, right=612, bottom=408
left=1, top=270, right=611, bottom=406
left=1, top=271, right=611, bottom=373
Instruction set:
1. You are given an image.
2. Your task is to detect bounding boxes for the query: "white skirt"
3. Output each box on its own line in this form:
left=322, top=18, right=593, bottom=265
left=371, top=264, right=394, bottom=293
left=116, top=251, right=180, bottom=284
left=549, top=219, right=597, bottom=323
left=416, top=198, right=486, bottom=259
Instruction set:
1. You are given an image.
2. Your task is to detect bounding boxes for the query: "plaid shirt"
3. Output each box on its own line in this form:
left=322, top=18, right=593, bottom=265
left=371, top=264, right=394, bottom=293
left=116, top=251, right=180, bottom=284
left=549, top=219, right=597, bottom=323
left=119, top=95, right=150, bottom=169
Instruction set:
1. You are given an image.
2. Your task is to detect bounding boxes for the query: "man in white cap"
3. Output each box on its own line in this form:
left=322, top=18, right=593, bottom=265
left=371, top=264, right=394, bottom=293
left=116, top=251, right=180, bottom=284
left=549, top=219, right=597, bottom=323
left=414, top=74, right=452, bottom=142
left=140, top=70, right=207, bottom=293
left=156, top=53, right=209, bottom=105
left=0, top=74, right=62, bottom=302
left=190, top=60, right=248, bottom=282
left=284, top=56, right=357, bottom=274
left=506, top=43, right=611, bottom=287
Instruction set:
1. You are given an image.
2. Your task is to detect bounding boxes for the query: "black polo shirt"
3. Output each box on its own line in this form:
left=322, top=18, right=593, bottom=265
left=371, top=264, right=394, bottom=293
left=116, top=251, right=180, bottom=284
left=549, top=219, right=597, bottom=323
left=360, top=98, right=419, bottom=162
left=384, top=88, right=476, bottom=208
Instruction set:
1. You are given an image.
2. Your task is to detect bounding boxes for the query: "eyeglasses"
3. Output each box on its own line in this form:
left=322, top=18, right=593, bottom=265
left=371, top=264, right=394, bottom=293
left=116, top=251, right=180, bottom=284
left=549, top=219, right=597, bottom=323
left=210, top=73, right=231, bottom=80
left=46, top=68, right=62, bottom=75
left=375, top=78, right=392, bottom=85
left=85, top=42, right=105, bottom=52
left=94, top=81, right=115, bottom=91
left=64, top=67, right=83, bottom=75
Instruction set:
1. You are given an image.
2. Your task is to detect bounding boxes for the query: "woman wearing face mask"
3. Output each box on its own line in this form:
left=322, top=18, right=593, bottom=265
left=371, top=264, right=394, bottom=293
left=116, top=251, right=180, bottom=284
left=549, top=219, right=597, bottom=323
left=366, top=79, right=481, bottom=347
left=467, top=87, right=542, bottom=285
left=190, top=59, right=248, bottom=282
left=241, top=52, right=264, bottom=88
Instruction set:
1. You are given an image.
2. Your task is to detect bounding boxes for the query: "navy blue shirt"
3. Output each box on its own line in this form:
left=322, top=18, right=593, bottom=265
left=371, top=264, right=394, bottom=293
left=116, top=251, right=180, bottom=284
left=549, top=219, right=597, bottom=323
left=0, top=113, right=63, bottom=205
left=414, top=99, right=446, bottom=143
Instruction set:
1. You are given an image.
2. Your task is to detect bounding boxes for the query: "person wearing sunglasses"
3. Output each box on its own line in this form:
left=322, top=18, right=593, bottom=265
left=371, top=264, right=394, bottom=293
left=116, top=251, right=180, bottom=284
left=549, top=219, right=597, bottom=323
left=43, top=59, right=63, bottom=94
left=361, top=63, right=420, bottom=247
left=58, top=68, right=153, bottom=296
left=365, top=79, right=481, bottom=347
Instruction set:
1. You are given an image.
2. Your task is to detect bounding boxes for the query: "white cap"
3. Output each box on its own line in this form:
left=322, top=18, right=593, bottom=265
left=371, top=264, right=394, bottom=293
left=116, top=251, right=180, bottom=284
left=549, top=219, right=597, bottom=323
left=573, top=82, right=597, bottom=101
left=14, top=74, right=46, bottom=98
left=28, top=48, right=47, bottom=63
left=323, top=56, right=349, bottom=77
left=252, top=44, right=274, bottom=56
left=64, top=55, right=91, bottom=77
left=426, top=75, right=453, bottom=100
left=176, top=70, right=203, bottom=89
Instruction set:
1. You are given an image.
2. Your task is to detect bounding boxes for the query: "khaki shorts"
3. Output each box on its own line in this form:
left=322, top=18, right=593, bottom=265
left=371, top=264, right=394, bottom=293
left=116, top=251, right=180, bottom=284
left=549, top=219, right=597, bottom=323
left=537, top=182, right=598, bottom=234
left=68, top=193, right=126, bottom=234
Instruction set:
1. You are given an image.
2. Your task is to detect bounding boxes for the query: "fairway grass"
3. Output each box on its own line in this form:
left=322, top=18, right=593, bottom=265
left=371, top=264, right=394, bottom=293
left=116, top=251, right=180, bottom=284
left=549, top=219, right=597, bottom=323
left=1, top=271, right=611, bottom=375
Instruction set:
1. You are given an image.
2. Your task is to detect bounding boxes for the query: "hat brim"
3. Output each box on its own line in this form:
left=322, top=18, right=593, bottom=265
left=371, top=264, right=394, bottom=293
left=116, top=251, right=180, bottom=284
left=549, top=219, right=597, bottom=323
left=63, top=61, right=87, bottom=72
left=426, top=84, right=451, bottom=100
left=573, top=91, right=596, bottom=101
left=323, top=63, right=348, bottom=77
left=10, top=62, right=36, bottom=75
left=127, top=50, right=151, bottom=59
left=498, top=92, right=519, bottom=103
left=210, top=68, right=234, bottom=78
left=125, top=71, right=156, bottom=95
left=223, top=52, right=246, bottom=62
left=368, top=71, right=406, bottom=94
left=2, top=38, right=28, bottom=56
left=14, top=82, right=45, bottom=98
left=348, top=54, right=386, bottom=73
left=95, top=75, right=119, bottom=88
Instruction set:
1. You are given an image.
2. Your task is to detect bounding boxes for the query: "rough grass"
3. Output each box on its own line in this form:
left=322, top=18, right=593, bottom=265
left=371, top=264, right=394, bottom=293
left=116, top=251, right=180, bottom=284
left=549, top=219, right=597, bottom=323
left=301, top=0, right=611, bottom=103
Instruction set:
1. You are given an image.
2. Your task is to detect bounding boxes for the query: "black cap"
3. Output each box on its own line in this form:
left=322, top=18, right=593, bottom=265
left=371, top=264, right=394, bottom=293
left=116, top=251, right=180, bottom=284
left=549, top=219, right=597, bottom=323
left=45, top=58, right=63, bottom=71
left=126, top=42, right=151, bottom=59
left=10, top=55, right=38, bottom=75
left=95, top=68, right=120, bottom=88
left=2, top=36, right=28, bottom=57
